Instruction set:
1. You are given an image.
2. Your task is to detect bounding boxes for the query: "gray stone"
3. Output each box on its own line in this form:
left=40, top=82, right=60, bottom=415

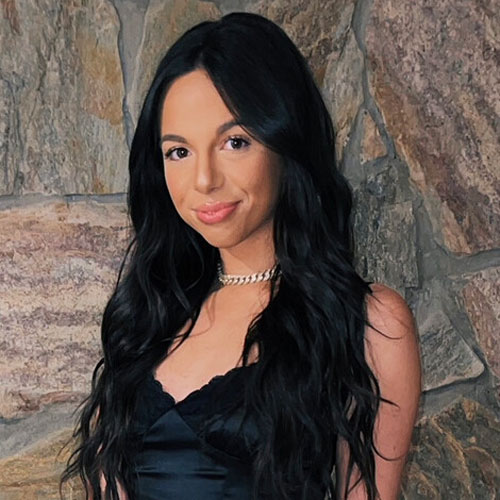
left=0, top=0, right=129, bottom=195
left=353, top=162, right=418, bottom=293
left=110, top=0, right=150, bottom=146
left=354, top=199, right=418, bottom=293
left=211, top=0, right=260, bottom=15
left=250, top=0, right=359, bottom=164
left=322, top=26, right=364, bottom=166
left=0, top=402, right=77, bottom=459
left=128, top=0, right=221, bottom=126
left=365, top=0, right=500, bottom=254
left=410, top=281, right=484, bottom=392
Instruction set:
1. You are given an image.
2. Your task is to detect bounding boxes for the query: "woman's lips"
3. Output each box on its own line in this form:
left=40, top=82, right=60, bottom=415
left=194, top=201, right=240, bottom=224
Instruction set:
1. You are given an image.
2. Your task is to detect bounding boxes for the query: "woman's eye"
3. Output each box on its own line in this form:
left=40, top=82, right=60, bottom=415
left=164, top=147, right=190, bottom=161
left=225, top=136, right=250, bottom=150
left=163, top=136, right=249, bottom=161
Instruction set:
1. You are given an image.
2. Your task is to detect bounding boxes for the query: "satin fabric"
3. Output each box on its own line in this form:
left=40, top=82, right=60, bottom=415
left=131, top=364, right=332, bottom=499
left=132, top=365, right=260, bottom=499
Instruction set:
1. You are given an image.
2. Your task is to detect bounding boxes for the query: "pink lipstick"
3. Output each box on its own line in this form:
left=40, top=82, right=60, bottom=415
left=194, top=201, right=240, bottom=224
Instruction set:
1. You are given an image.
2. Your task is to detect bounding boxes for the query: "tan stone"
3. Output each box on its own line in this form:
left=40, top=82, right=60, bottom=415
left=0, top=0, right=128, bottom=195
left=462, top=267, right=500, bottom=379
left=249, top=0, right=358, bottom=163
left=0, top=199, right=130, bottom=418
left=252, top=0, right=355, bottom=86
left=0, top=428, right=84, bottom=499
left=360, top=110, right=386, bottom=163
left=0, top=0, right=21, bottom=35
left=77, top=31, right=124, bottom=127
left=128, top=0, right=221, bottom=125
left=323, top=28, right=364, bottom=165
left=365, top=0, right=500, bottom=254
left=402, top=398, right=500, bottom=499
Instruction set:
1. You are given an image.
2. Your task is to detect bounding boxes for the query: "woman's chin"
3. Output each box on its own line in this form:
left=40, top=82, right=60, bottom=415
left=201, top=234, right=242, bottom=250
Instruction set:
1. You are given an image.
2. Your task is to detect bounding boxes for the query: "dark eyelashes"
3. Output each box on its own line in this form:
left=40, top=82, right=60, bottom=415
left=163, top=135, right=250, bottom=161
left=164, top=147, right=187, bottom=160
left=228, top=136, right=250, bottom=148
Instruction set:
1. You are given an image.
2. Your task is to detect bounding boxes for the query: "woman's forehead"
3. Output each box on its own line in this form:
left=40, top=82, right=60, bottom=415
left=160, top=70, right=236, bottom=136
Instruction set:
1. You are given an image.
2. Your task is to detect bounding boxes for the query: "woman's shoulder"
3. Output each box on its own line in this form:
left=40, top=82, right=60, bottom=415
left=363, top=281, right=421, bottom=400
left=367, top=281, right=408, bottom=304
left=365, top=282, right=416, bottom=339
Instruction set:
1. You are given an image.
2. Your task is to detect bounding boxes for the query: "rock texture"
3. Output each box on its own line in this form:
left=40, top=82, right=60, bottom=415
left=127, top=0, right=221, bottom=126
left=0, top=0, right=499, bottom=497
left=323, top=27, right=364, bottom=164
left=0, top=0, right=129, bottom=195
left=365, top=0, right=500, bottom=254
left=0, top=199, right=129, bottom=419
left=360, top=110, right=386, bottom=163
left=251, top=0, right=359, bottom=163
left=353, top=161, right=418, bottom=293
left=462, top=267, right=500, bottom=379
left=402, top=398, right=500, bottom=499
left=0, top=428, right=84, bottom=499
left=409, top=280, right=484, bottom=391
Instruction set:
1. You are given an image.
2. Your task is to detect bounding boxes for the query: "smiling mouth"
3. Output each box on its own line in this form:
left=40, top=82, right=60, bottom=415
left=194, top=201, right=240, bottom=224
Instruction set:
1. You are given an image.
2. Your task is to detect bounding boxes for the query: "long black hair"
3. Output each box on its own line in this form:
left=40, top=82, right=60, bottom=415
left=61, top=11, right=384, bottom=500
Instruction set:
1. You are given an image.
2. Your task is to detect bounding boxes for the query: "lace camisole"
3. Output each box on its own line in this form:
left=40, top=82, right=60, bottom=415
left=131, top=364, right=332, bottom=499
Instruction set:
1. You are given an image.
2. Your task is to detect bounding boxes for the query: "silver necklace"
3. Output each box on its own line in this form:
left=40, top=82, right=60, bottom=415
left=217, top=262, right=281, bottom=286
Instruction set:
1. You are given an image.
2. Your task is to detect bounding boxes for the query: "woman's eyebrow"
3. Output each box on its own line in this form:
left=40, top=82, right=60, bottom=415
left=159, top=119, right=241, bottom=147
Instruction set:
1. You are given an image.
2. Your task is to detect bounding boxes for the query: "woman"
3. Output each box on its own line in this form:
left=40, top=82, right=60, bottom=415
left=61, top=11, right=421, bottom=500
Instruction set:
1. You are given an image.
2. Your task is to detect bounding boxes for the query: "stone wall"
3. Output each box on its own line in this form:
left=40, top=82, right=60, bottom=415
left=0, top=0, right=498, bottom=498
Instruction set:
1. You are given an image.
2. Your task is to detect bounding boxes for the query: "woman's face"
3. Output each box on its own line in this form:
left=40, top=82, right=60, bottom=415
left=160, top=69, right=282, bottom=250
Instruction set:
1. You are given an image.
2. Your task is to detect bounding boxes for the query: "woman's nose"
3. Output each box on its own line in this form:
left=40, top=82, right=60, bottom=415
left=193, top=151, right=223, bottom=193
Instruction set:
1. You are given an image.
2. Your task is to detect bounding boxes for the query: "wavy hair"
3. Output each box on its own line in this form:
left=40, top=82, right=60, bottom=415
left=61, top=12, right=384, bottom=500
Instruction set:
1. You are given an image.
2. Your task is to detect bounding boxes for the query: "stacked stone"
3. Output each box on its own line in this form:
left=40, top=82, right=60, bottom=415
left=0, top=0, right=498, bottom=498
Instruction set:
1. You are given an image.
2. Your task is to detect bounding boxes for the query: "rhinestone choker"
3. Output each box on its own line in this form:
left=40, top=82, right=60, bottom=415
left=217, top=262, right=281, bottom=286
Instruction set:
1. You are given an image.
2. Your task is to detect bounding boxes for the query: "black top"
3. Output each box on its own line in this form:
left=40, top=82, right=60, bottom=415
left=131, top=364, right=331, bottom=499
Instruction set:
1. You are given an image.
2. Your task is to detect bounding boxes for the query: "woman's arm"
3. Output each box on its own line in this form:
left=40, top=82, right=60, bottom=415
left=336, top=283, right=422, bottom=499
left=87, top=409, right=129, bottom=500
left=91, top=475, right=128, bottom=500
left=87, top=473, right=128, bottom=500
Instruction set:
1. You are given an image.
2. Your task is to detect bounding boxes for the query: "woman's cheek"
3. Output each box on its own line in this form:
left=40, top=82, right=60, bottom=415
left=164, top=171, right=187, bottom=213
